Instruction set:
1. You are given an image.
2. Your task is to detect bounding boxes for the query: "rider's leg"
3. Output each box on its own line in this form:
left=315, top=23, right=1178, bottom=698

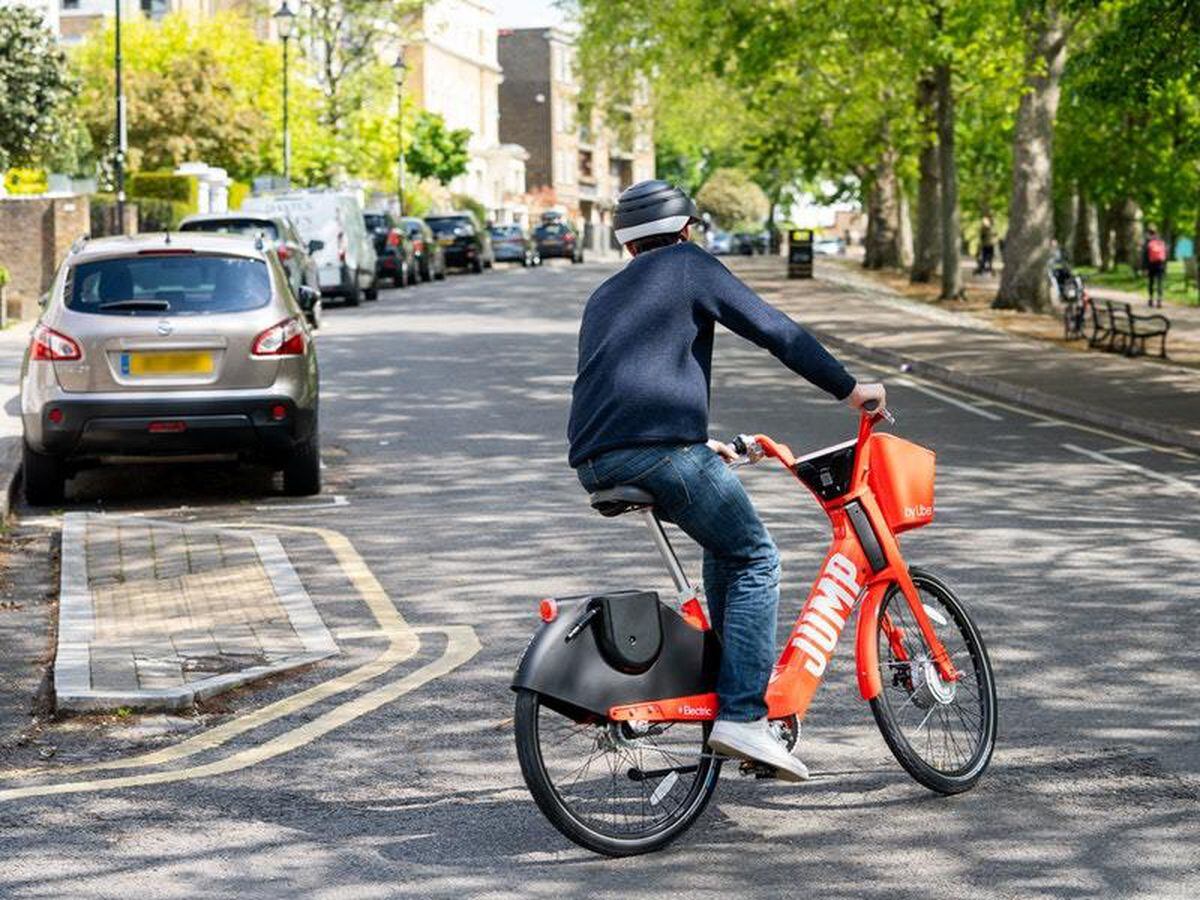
left=701, top=550, right=727, bottom=634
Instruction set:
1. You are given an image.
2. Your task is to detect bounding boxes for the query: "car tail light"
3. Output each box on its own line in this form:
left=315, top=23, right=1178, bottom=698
left=31, top=324, right=82, bottom=361
left=564, top=234, right=575, bottom=244
left=252, top=317, right=306, bottom=357
left=387, top=229, right=401, bottom=248
left=277, top=245, right=292, bottom=261
left=338, top=232, right=348, bottom=262
left=413, top=239, right=425, bottom=253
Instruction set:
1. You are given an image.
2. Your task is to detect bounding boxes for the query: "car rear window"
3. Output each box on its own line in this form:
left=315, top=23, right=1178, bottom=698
left=179, top=219, right=279, bottom=240
left=67, top=254, right=272, bottom=316
left=364, top=214, right=390, bottom=230
left=428, top=217, right=474, bottom=237
left=491, top=226, right=521, bottom=238
left=536, top=224, right=568, bottom=237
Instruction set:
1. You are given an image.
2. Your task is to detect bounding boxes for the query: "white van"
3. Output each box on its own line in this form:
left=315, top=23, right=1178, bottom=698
left=245, top=191, right=378, bottom=305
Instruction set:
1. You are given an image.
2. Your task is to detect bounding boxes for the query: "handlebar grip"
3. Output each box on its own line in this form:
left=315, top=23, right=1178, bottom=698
left=731, top=435, right=749, bottom=455
left=863, top=399, right=880, bottom=412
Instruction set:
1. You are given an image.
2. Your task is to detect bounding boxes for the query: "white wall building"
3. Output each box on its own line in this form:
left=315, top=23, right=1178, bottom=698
left=404, top=0, right=527, bottom=221
left=0, top=0, right=59, bottom=33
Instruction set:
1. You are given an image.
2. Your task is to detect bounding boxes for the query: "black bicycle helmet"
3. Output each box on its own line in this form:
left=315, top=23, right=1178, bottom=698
left=613, top=179, right=700, bottom=244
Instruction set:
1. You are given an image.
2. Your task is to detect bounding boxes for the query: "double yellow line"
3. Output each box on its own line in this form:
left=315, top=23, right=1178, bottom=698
left=0, top=525, right=479, bottom=802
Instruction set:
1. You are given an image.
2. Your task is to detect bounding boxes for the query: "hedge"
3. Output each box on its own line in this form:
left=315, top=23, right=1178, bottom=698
left=127, top=171, right=199, bottom=209
left=137, top=198, right=191, bottom=232
left=228, top=180, right=250, bottom=211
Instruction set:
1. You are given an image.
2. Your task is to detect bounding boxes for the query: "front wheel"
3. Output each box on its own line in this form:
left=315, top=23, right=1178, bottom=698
left=870, top=567, right=997, bottom=794
left=514, top=689, right=721, bottom=857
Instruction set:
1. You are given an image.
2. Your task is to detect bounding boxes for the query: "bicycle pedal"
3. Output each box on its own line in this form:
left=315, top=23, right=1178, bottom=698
left=737, top=760, right=780, bottom=780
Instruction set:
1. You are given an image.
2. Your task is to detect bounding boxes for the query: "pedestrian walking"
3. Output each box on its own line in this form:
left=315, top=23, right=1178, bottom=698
left=978, top=216, right=996, bottom=275
left=1142, top=225, right=1167, bottom=307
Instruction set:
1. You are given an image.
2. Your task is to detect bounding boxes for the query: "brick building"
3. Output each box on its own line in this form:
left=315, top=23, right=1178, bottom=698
left=498, top=27, right=654, bottom=254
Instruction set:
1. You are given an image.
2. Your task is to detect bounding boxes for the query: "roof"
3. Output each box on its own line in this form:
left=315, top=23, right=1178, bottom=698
left=179, top=211, right=284, bottom=225
left=68, top=233, right=269, bottom=265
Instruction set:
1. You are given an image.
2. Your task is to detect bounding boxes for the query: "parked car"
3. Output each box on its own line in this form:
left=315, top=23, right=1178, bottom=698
left=20, top=233, right=321, bottom=503
left=363, top=210, right=417, bottom=288
left=732, top=231, right=769, bottom=255
left=707, top=230, right=733, bottom=255
left=534, top=221, right=584, bottom=263
left=399, top=216, right=446, bottom=281
left=814, top=236, right=845, bottom=256
left=245, top=191, right=378, bottom=305
left=178, top=212, right=322, bottom=328
left=426, top=213, right=494, bottom=273
left=489, top=224, right=540, bottom=266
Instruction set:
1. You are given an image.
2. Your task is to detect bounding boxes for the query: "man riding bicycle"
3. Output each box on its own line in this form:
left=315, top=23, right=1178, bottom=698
left=568, top=180, right=886, bottom=782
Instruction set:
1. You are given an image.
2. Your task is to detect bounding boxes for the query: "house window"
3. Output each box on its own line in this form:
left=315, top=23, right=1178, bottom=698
left=578, top=149, right=593, bottom=181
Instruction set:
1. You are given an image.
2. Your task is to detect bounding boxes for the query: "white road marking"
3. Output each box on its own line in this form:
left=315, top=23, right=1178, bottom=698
left=1061, top=444, right=1200, bottom=496
left=254, top=494, right=350, bottom=512
left=892, top=377, right=1004, bottom=420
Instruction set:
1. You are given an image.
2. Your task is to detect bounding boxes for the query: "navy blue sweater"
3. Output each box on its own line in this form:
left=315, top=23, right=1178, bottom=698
left=568, top=242, right=856, bottom=467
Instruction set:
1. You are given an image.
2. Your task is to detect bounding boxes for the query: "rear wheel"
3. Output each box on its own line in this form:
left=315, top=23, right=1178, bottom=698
left=514, top=689, right=721, bottom=857
left=23, top=444, right=65, bottom=506
left=869, top=567, right=997, bottom=794
left=364, top=274, right=379, bottom=301
left=282, top=429, right=321, bottom=496
left=472, top=255, right=484, bottom=274
left=344, top=283, right=361, bottom=307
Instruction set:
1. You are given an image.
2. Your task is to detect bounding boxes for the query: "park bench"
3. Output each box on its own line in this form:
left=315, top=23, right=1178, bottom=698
left=1109, top=300, right=1170, bottom=358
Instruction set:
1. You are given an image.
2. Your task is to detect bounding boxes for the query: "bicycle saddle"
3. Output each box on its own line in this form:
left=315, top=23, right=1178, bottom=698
left=589, top=485, right=655, bottom=517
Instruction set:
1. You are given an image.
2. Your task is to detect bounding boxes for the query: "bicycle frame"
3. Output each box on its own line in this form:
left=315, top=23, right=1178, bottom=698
left=608, top=412, right=957, bottom=726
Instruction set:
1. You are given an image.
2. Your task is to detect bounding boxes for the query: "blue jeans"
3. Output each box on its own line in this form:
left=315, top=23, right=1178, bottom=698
left=578, top=443, right=781, bottom=722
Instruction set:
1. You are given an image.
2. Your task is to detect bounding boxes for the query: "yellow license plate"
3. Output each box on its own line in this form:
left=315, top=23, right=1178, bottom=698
left=122, top=351, right=213, bottom=376
left=438, top=237, right=455, bottom=246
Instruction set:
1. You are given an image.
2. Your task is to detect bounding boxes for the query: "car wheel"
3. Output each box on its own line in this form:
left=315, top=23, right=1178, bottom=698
left=435, top=263, right=446, bottom=280
left=472, top=256, right=484, bottom=274
left=23, top=443, right=65, bottom=506
left=282, top=429, right=321, bottom=497
left=395, top=264, right=407, bottom=289
left=365, top=275, right=379, bottom=301
left=420, top=260, right=431, bottom=282
left=345, top=282, right=361, bottom=307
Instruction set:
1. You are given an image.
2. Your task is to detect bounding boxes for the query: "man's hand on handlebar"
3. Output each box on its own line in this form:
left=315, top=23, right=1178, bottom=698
left=706, top=438, right=740, bottom=464
left=845, top=382, right=888, bottom=417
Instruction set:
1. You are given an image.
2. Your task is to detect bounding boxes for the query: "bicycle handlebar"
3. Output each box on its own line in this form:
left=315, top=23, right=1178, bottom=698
left=728, top=406, right=895, bottom=469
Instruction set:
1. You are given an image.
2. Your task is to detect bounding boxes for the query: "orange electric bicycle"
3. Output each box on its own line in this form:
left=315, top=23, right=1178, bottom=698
left=512, top=408, right=997, bottom=856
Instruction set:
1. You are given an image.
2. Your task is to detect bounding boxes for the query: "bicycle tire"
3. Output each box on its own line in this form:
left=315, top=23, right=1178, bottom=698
left=869, top=567, right=997, bottom=794
left=514, top=689, right=721, bottom=857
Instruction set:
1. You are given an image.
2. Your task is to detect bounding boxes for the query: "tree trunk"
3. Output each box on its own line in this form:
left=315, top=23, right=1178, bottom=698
left=1115, top=197, right=1142, bottom=273
left=1099, top=204, right=1115, bottom=271
left=935, top=63, right=962, bottom=299
left=993, top=5, right=1068, bottom=311
left=1072, top=195, right=1100, bottom=267
left=911, top=76, right=940, bottom=283
left=1055, top=188, right=1077, bottom=264
left=897, top=184, right=914, bottom=269
left=864, top=147, right=906, bottom=269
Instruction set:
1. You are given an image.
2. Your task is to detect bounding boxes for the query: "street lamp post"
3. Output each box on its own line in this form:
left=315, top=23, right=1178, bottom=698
left=273, top=2, right=296, bottom=186
left=114, top=0, right=126, bottom=234
left=394, top=52, right=408, bottom=215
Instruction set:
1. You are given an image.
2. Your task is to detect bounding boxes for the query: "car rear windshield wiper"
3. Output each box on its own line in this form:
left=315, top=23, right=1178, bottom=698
left=98, top=299, right=171, bottom=311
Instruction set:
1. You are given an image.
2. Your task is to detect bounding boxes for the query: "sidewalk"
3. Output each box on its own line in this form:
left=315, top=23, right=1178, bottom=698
left=55, top=513, right=338, bottom=711
left=728, top=257, right=1200, bottom=453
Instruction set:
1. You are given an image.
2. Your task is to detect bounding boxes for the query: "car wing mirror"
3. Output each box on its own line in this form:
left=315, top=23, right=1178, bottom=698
left=308, top=239, right=324, bottom=253
left=39, top=292, right=49, bottom=309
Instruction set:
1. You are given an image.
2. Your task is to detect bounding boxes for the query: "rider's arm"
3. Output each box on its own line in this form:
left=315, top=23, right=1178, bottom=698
left=689, top=246, right=856, bottom=400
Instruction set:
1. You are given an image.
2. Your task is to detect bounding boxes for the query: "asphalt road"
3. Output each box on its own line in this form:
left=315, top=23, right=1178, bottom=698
left=1, top=257, right=1198, bottom=899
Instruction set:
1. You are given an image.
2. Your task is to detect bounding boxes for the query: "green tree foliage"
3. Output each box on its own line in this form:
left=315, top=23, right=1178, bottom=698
left=0, top=6, right=77, bottom=170
left=696, top=168, right=769, bottom=230
left=406, top=112, right=471, bottom=186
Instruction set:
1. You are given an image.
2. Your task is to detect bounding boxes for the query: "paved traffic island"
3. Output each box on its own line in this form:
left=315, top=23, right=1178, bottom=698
left=55, top=513, right=337, bottom=712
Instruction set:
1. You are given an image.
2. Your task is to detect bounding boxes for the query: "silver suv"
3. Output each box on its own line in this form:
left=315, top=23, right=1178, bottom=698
left=20, top=233, right=321, bottom=504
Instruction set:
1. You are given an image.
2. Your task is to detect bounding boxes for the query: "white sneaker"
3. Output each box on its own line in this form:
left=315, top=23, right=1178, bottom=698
left=708, top=718, right=810, bottom=783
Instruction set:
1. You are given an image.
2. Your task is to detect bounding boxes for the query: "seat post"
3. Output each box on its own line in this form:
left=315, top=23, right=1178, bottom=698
left=640, top=509, right=691, bottom=595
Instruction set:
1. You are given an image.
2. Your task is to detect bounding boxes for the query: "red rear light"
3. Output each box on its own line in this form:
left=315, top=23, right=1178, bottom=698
left=539, top=598, right=558, bottom=623
left=47, top=407, right=63, bottom=424
left=148, top=421, right=187, bottom=434
left=31, top=324, right=82, bottom=361
left=414, top=239, right=425, bottom=253
left=387, top=230, right=401, bottom=248
left=252, top=317, right=306, bottom=357
left=270, top=404, right=288, bottom=421
left=277, top=245, right=291, bottom=261
left=564, top=234, right=575, bottom=244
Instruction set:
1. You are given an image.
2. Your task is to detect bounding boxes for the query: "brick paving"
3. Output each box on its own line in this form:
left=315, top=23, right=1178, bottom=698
left=55, top=513, right=338, bottom=711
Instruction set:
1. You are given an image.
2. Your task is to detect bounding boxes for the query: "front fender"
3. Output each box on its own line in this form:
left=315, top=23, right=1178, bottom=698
left=855, top=581, right=889, bottom=701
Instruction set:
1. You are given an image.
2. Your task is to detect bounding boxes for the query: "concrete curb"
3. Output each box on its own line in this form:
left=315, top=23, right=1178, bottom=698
left=54, top=513, right=339, bottom=713
left=0, top=435, right=20, bottom=522
left=806, top=324, right=1200, bottom=454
